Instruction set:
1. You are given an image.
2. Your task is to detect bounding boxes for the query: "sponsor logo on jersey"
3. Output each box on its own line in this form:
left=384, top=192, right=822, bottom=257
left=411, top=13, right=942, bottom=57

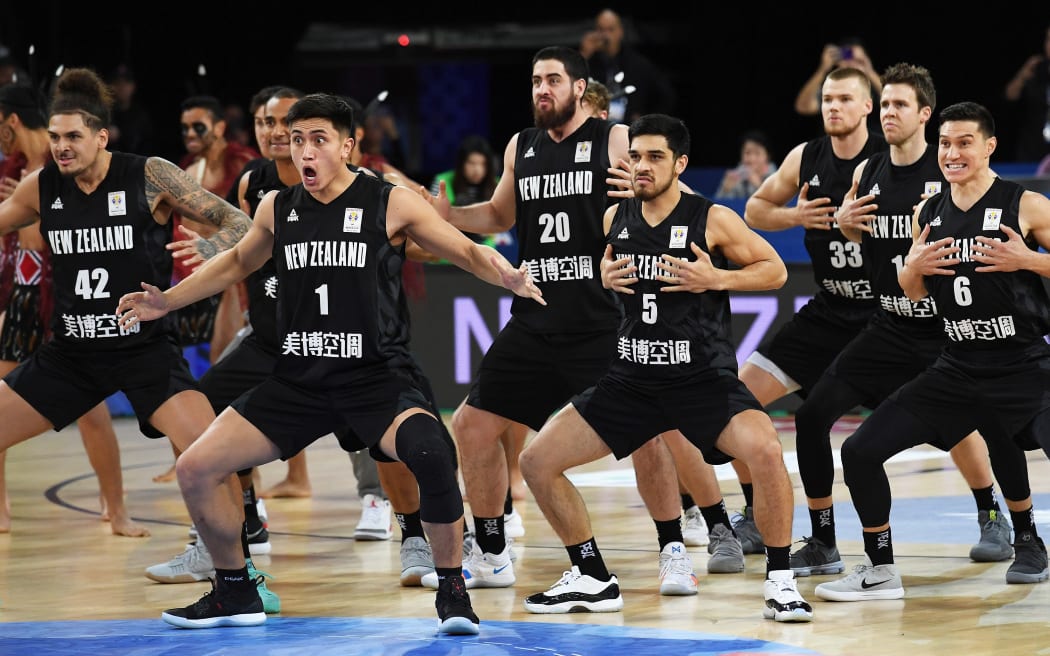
left=108, top=191, right=127, bottom=216
left=617, top=227, right=630, bottom=240
left=344, top=208, right=363, bottom=233
left=670, top=226, right=688, bottom=249
left=574, top=141, right=592, bottom=163
left=287, top=209, right=299, bottom=222
left=930, top=216, right=942, bottom=226
left=869, top=183, right=881, bottom=196
left=50, top=197, right=64, bottom=210
left=982, top=208, right=1002, bottom=231
left=809, top=175, right=821, bottom=187
left=523, top=147, right=535, bottom=159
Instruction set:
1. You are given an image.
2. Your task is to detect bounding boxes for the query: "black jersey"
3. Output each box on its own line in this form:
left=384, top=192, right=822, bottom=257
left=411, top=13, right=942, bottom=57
left=271, top=173, right=411, bottom=388
left=37, top=152, right=174, bottom=349
left=243, top=160, right=284, bottom=351
left=919, top=177, right=1050, bottom=352
left=858, top=145, right=944, bottom=336
left=513, top=117, right=621, bottom=334
left=606, top=194, right=737, bottom=381
left=798, top=133, right=886, bottom=316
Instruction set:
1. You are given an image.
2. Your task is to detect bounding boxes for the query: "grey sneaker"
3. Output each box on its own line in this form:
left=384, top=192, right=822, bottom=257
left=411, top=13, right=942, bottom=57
left=970, top=509, right=1014, bottom=562
left=729, top=506, right=764, bottom=554
left=706, top=523, right=745, bottom=573
left=400, top=536, right=435, bottom=587
left=145, top=541, right=215, bottom=583
left=814, top=561, right=904, bottom=601
left=1006, top=534, right=1049, bottom=584
left=790, top=536, right=845, bottom=576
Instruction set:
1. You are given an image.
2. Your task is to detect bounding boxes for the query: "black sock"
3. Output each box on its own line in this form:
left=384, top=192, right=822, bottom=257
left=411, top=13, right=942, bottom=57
left=971, top=485, right=999, bottom=513
left=435, top=566, right=462, bottom=582
left=473, top=515, right=506, bottom=555
left=395, top=510, right=426, bottom=542
left=765, top=545, right=790, bottom=574
left=700, top=500, right=733, bottom=533
left=1011, top=507, right=1037, bottom=538
left=243, top=485, right=261, bottom=524
left=740, top=483, right=755, bottom=509
left=567, top=538, right=610, bottom=580
left=240, top=523, right=251, bottom=559
left=216, top=566, right=254, bottom=597
left=809, top=506, right=836, bottom=547
left=863, top=528, right=894, bottom=566
left=680, top=493, right=695, bottom=511
left=504, top=488, right=514, bottom=516
left=653, top=517, right=684, bottom=549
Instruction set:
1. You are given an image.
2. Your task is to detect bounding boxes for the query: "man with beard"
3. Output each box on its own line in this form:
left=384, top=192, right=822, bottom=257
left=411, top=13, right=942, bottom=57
left=520, top=113, right=812, bottom=622
left=718, top=66, right=887, bottom=566
left=423, top=46, right=699, bottom=596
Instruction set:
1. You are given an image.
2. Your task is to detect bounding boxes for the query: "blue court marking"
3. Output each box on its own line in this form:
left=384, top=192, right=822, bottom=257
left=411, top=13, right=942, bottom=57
left=0, top=617, right=824, bottom=656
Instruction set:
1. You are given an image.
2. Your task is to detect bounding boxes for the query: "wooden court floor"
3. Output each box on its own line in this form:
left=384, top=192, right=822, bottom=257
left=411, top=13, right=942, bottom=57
left=0, top=415, right=1048, bottom=656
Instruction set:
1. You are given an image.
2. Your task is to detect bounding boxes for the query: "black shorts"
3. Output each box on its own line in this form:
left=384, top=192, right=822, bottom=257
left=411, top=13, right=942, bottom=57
left=821, top=315, right=944, bottom=409
left=752, top=296, right=872, bottom=395
left=174, top=293, right=221, bottom=346
left=572, top=368, right=762, bottom=465
left=198, top=333, right=276, bottom=414
left=3, top=336, right=198, bottom=437
left=230, top=369, right=435, bottom=461
left=465, top=319, right=617, bottom=431
left=889, top=344, right=1050, bottom=450
left=0, top=284, right=46, bottom=363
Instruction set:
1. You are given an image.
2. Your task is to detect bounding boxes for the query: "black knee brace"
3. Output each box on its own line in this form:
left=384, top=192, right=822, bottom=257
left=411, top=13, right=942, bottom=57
left=396, top=413, right=463, bottom=523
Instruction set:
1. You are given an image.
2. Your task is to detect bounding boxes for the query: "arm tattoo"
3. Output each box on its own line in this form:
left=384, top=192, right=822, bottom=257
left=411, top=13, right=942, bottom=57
left=145, top=157, right=251, bottom=257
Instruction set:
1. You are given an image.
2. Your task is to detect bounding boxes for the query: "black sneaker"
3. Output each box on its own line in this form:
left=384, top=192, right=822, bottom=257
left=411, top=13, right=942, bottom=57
left=1006, top=534, right=1049, bottom=584
left=161, top=582, right=266, bottom=629
left=435, top=575, right=480, bottom=635
left=247, top=522, right=272, bottom=556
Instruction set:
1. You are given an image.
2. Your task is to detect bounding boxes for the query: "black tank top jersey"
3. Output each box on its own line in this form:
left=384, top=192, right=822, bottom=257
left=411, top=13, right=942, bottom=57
left=271, top=173, right=412, bottom=388
left=37, top=152, right=175, bottom=349
left=857, top=146, right=944, bottom=337
left=918, top=177, right=1050, bottom=352
left=513, top=117, right=621, bottom=333
left=798, top=133, right=886, bottom=316
left=606, top=194, right=737, bottom=380
left=242, top=160, right=284, bottom=351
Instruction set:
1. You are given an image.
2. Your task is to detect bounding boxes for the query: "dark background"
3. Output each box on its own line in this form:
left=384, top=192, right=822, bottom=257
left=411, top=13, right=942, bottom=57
left=3, top=3, right=1050, bottom=185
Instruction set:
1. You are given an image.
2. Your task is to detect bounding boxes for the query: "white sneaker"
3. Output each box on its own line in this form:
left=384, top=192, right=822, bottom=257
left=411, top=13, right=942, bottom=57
left=145, top=542, right=215, bottom=583
left=659, top=541, right=698, bottom=595
left=421, top=540, right=516, bottom=589
left=524, top=566, right=623, bottom=613
left=814, top=560, right=905, bottom=601
left=682, top=505, right=709, bottom=547
left=763, top=569, right=814, bottom=622
left=256, top=498, right=268, bottom=524
left=504, top=509, right=525, bottom=539
left=354, top=494, right=392, bottom=541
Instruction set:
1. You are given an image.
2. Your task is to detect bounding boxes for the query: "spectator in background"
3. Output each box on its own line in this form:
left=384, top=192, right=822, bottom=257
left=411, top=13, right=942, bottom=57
left=0, top=44, right=27, bottom=87
left=1004, top=23, right=1050, bottom=163
left=795, top=39, right=882, bottom=136
left=579, top=9, right=675, bottom=124
left=715, top=130, right=778, bottom=199
left=106, top=65, right=154, bottom=156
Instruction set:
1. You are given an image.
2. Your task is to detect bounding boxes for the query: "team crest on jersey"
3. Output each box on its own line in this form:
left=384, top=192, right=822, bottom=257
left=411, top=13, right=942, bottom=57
left=924, top=181, right=942, bottom=196
left=669, top=226, right=688, bottom=248
left=575, top=141, right=593, bottom=163
left=108, top=191, right=127, bottom=216
left=982, top=208, right=1002, bottom=231
left=869, top=183, right=881, bottom=195
left=50, top=197, right=63, bottom=210
left=344, top=208, right=363, bottom=233
left=809, top=175, right=821, bottom=187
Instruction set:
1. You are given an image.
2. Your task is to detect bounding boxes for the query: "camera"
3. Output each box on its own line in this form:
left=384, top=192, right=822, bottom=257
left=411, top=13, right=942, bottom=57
left=840, top=46, right=854, bottom=61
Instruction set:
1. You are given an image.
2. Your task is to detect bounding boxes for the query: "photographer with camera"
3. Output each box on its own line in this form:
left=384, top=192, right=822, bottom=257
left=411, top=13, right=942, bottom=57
left=794, top=39, right=882, bottom=135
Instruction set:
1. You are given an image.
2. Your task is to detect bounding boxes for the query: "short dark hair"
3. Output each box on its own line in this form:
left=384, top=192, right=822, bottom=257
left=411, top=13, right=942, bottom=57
left=286, top=93, right=355, bottom=137
left=629, top=113, right=690, bottom=159
left=939, top=101, right=995, bottom=138
left=532, top=46, right=588, bottom=83
left=881, top=62, right=936, bottom=113
left=0, top=83, right=47, bottom=129
left=179, top=95, right=224, bottom=121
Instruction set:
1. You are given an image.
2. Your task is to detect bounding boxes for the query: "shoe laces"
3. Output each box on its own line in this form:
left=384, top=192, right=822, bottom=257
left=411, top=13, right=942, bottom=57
left=175, top=541, right=208, bottom=566
left=549, top=568, right=582, bottom=590
left=660, top=553, right=693, bottom=579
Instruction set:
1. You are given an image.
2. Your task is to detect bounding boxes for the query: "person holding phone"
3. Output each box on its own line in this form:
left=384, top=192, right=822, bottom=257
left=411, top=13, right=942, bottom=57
left=795, top=39, right=883, bottom=135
